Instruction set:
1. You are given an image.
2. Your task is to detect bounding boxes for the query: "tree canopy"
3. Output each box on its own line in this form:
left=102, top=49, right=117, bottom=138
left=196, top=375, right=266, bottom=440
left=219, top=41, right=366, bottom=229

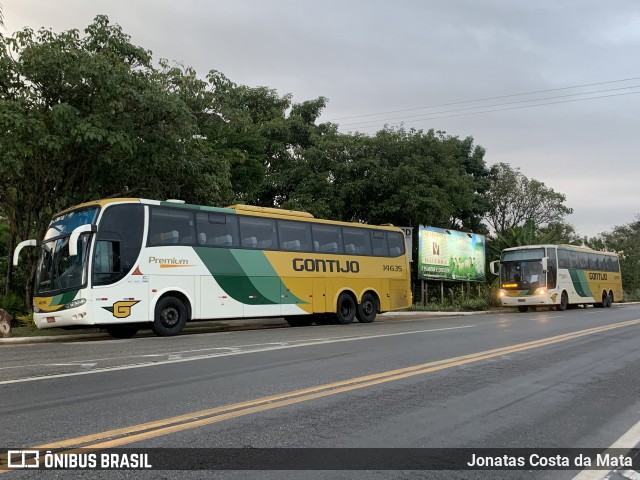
left=484, top=163, right=574, bottom=235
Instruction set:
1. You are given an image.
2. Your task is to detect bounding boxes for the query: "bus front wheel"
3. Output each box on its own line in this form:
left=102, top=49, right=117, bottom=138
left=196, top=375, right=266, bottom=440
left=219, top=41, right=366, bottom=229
left=356, top=292, right=378, bottom=323
left=517, top=306, right=529, bottom=313
left=335, top=293, right=356, bottom=325
left=556, top=291, right=568, bottom=311
left=153, top=296, right=187, bottom=336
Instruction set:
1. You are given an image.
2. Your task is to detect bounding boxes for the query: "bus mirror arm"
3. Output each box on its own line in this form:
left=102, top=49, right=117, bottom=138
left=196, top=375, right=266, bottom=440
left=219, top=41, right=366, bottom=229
left=69, top=225, right=97, bottom=256
left=13, top=239, right=39, bottom=266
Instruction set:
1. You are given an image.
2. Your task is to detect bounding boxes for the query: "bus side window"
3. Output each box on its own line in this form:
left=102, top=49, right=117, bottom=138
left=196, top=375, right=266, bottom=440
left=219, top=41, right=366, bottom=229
left=149, top=207, right=194, bottom=246
left=278, top=220, right=312, bottom=251
left=197, top=212, right=239, bottom=248
left=239, top=216, right=277, bottom=250
left=387, top=232, right=405, bottom=257
left=311, top=224, right=344, bottom=254
left=343, top=227, right=372, bottom=255
left=372, top=231, right=389, bottom=256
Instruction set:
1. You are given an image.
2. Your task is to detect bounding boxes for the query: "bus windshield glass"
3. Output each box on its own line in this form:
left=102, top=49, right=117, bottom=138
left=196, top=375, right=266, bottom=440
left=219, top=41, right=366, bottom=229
left=500, top=248, right=546, bottom=288
left=44, top=207, right=99, bottom=241
left=36, top=207, right=99, bottom=294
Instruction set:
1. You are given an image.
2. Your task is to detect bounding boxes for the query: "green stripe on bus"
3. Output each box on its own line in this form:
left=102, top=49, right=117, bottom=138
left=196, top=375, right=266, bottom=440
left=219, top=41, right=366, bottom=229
left=193, top=247, right=305, bottom=306
left=568, top=270, right=591, bottom=298
left=52, top=290, right=79, bottom=306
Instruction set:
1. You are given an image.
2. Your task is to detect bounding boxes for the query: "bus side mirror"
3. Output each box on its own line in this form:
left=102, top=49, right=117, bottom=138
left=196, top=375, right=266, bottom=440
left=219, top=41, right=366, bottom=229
left=542, top=257, right=548, bottom=273
left=69, top=224, right=97, bottom=256
left=489, top=260, right=499, bottom=275
left=13, top=239, right=38, bottom=266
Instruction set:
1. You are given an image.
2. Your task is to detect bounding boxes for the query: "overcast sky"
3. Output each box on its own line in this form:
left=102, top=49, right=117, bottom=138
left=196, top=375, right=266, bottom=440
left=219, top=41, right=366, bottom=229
left=4, top=0, right=640, bottom=237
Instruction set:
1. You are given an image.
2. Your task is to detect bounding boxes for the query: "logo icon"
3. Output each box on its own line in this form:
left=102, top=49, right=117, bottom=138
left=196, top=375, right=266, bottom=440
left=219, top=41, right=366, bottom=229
left=6, top=450, right=40, bottom=469
left=102, top=301, right=140, bottom=319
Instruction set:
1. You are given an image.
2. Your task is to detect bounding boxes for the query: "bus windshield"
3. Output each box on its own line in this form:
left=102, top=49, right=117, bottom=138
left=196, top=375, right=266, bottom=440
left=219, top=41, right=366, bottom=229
left=500, top=248, right=546, bottom=288
left=44, top=207, right=99, bottom=241
left=36, top=207, right=99, bottom=294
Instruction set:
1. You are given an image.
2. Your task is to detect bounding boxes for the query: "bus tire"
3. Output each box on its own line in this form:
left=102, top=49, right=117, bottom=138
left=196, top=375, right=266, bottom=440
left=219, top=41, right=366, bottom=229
left=556, top=291, right=568, bottom=311
left=285, top=316, right=314, bottom=327
left=602, top=291, right=611, bottom=308
left=517, top=306, right=529, bottom=313
left=356, top=292, right=378, bottom=323
left=105, top=325, right=139, bottom=339
left=335, top=292, right=356, bottom=325
left=153, top=296, right=187, bottom=336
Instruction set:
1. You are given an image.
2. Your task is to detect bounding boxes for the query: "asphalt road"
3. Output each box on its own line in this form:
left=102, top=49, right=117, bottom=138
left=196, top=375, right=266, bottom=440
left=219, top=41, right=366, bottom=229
left=2, top=305, right=640, bottom=479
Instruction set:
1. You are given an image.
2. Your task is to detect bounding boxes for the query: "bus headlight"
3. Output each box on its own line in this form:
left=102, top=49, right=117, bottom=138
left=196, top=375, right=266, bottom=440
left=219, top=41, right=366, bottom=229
left=535, top=288, right=546, bottom=296
left=498, top=290, right=506, bottom=297
left=64, top=298, right=87, bottom=309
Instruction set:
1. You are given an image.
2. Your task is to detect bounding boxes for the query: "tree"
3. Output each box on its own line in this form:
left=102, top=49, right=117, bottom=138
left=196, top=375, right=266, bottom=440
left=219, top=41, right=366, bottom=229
left=487, top=219, right=578, bottom=261
left=592, top=217, right=640, bottom=298
left=275, top=126, right=492, bottom=230
left=485, top=163, right=573, bottom=235
left=0, top=16, right=232, bottom=304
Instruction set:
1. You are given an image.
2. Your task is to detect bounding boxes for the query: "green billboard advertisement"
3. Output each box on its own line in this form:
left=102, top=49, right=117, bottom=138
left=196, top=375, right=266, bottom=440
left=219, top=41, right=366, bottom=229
left=418, top=226, right=486, bottom=282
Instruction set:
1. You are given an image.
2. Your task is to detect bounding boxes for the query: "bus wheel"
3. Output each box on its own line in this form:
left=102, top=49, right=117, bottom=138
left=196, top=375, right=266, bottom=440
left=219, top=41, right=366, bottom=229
left=356, top=293, right=378, bottom=323
left=517, top=306, right=529, bottom=313
left=335, top=293, right=356, bottom=325
left=556, top=292, right=568, bottom=311
left=602, top=291, right=611, bottom=308
left=153, top=296, right=187, bottom=336
left=105, top=325, right=139, bottom=339
left=285, top=316, right=314, bottom=327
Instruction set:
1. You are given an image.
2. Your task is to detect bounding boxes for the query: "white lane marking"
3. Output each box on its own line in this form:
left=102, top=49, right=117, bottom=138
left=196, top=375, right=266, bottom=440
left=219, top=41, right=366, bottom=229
left=0, top=325, right=475, bottom=385
left=0, top=326, right=474, bottom=369
left=572, top=416, right=640, bottom=480
left=50, top=363, right=97, bottom=369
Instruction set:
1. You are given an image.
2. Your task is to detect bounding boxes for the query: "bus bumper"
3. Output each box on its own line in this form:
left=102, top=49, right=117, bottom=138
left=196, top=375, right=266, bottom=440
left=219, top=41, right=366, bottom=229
left=33, top=307, right=93, bottom=329
left=498, top=290, right=558, bottom=308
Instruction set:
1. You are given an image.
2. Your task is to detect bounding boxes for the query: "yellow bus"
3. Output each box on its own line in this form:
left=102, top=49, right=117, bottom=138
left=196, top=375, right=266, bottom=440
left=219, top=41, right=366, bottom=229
left=14, top=198, right=411, bottom=337
left=490, top=244, right=622, bottom=312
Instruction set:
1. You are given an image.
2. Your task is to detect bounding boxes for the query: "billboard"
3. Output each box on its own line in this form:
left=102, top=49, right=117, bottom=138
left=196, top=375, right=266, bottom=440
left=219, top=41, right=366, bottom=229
left=418, top=226, right=486, bottom=282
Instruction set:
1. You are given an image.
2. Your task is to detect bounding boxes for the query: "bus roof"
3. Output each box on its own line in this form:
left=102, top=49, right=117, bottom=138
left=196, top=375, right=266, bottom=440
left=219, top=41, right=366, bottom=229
left=54, top=198, right=401, bottom=231
left=502, top=244, right=619, bottom=256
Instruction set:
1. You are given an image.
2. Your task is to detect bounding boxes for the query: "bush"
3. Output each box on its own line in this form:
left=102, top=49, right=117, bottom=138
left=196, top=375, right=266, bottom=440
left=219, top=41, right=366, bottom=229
left=0, top=291, right=27, bottom=319
left=459, top=297, right=489, bottom=311
left=14, top=313, right=34, bottom=327
left=622, top=289, right=640, bottom=302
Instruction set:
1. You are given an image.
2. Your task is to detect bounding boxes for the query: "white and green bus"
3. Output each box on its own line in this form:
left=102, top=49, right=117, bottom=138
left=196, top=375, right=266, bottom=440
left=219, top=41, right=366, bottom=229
left=490, top=244, right=622, bottom=312
left=14, top=198, right=411, bottom=337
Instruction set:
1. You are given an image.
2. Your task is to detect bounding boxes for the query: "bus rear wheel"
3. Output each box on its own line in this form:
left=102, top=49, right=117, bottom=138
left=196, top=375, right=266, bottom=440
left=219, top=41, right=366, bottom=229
left=356, top=292, right=378, bottom=323
left=153, top=296, right=187, bottom=336
left=105, top=325, right=139, bottom=339
left=335, top=293, right=356, bottom=325
left=602, top=291, right=612, bottom=308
